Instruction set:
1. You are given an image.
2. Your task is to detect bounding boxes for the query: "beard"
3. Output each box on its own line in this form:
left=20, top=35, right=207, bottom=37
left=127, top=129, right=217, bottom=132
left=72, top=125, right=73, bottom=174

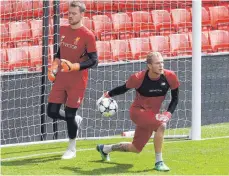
left=69, top=19, right=81, bottom=25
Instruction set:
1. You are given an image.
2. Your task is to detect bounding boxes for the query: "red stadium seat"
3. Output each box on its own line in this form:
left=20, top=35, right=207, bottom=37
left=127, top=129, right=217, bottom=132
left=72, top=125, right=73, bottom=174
left=169, top=33, right=192, bottom=56
left=0, top=49, right=10, bottom=71
left=32, top=1, right=43, bottom=17
left=129, top=38, right=150, bottom=60
left=94, top=0, right=117, bottom=11
left=111, top=13, right=134, bottom=39
left=9, top=21, right=32, bottom=41
left=60, top=18, right=69, bottom=26
left=171, top=9, right=192, bottom=33
left=149, top=36, right=170, bottom=57
left=1, top=1, right=13, bottom=18
left=188, top=32, right=212, bottom=53
left=110, top=40, right=132, bottom=61
left=6, top=47, right=31, bottom=71
left=114, top=0, right=139, bottom=12
left=209, top=30, right=229, bottom=52
left=82, top=17, right=93, bottom=31
left=96, top=41, right=113, bottom=62
left=11, top=0, right=33, bottom=18
left=190, top=7, right=212, bottom=31
left=1, top=23, right=10, bottom=41
left=92, top=15, right=116, bottom=41
left=209, top=6, right=229, bottom=31
left=29, top=19, right=42, bottom=40
left=151, top=10, right=175, bottom=36
left=132, top=11, right=156, bottom=37
left=28, top=45, right=43, bottom=71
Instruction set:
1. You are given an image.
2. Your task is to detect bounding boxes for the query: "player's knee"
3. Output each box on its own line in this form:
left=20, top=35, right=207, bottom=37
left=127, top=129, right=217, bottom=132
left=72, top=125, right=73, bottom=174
left=47, top=104, right=59, bottom=119
left=131, top=143, right=142, bottom=153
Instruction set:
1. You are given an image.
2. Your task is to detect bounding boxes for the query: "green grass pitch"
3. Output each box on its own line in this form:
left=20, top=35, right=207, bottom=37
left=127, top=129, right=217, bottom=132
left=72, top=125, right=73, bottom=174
left=1, top=123, right=229, bottom=175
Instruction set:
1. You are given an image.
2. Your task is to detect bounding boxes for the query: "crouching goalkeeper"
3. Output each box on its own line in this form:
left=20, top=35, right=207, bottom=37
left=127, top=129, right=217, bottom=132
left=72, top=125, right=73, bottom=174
left=47, top=1, right=98, bottom=160
left=96, top=52, right=180, bottom=171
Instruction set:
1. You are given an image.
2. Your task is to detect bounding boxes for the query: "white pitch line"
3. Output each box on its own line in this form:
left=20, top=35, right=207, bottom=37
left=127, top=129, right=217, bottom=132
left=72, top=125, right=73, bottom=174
left=1, top=136, right=229, bottom=162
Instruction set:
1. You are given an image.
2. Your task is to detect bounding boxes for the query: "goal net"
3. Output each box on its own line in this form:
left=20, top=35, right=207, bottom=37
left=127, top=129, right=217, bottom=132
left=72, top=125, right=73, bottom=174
left=1, top=0, right=229, bottom=146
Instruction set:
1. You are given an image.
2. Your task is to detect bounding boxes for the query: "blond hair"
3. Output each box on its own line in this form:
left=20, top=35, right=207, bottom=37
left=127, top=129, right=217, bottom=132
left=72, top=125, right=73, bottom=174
left=146, top=52, right=163, bottom=64
left=70, top=1, right=86, bottom=12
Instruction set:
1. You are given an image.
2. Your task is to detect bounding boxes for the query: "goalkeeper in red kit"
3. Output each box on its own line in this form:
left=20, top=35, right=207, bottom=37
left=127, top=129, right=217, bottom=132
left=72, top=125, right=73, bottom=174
left=96, top=52, right=180, bottom=171
left=47, top=1, right=98, bottom=159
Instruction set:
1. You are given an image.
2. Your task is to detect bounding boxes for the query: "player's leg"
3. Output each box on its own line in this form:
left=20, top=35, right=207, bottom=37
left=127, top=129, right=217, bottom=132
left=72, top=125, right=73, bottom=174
left=61, top=106, right=78, bottom=159
left=97, top=107, right=153, bottom=161
left=61, top=89, right=85, bottom=159
left=47, top=103, right=65, bottom=120
left=154, top=123, right=170, bottom=171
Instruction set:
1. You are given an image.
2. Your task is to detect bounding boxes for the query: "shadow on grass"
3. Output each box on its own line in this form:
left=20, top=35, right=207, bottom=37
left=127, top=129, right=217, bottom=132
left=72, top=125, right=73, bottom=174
left=61, top=160, right=134, bottom=175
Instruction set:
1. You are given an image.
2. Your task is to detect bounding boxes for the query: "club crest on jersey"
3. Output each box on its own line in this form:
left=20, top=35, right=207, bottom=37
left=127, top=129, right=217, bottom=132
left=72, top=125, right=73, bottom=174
left=61, top=36, right=65, bottom=42
left=74, top=37, right=80, bottom=45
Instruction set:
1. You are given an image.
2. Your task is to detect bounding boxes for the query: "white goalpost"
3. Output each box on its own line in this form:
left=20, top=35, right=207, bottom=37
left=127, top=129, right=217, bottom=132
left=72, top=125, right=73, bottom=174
left=1, top=0, right=229, bottom=148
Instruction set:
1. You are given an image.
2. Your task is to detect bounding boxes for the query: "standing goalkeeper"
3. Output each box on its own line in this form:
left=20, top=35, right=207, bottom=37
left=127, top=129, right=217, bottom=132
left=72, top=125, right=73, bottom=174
left=47, top=1, right=97, bottom=159
left=96, top=52, right=179, bottom=171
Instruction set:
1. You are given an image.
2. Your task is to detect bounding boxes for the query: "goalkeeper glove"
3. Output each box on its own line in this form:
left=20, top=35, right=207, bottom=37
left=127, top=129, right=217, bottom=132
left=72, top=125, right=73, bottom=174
left=96, top=92, right=110, bottom=107
left=60, top=59, right=80, bottom=72
left=48, top=59, right=59, bottom=82
left=155, top=111, right=172, bottom=122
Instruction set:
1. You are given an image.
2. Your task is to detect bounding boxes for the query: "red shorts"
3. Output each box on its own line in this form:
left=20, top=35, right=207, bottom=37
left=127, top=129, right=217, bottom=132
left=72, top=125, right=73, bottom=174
left=48, top=82, right=85, bottom=108
left=130, top=106, right=164, bottom=152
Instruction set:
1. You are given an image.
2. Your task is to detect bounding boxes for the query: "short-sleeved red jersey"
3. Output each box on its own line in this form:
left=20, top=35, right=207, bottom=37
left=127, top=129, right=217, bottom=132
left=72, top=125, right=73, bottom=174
left=55, top=25, right=97, bottom=89
left=126, top=69, right=180, bottom=113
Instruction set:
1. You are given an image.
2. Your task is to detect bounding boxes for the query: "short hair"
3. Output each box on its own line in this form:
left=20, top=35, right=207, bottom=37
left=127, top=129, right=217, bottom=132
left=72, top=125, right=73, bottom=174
left=69, top=1, right=86, bottom=13
left=146, top=52, right=163, bottom=64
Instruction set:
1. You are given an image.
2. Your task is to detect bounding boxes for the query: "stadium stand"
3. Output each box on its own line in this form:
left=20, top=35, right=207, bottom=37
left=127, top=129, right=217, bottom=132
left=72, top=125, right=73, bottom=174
left=1, top=0, right=229, bottom=70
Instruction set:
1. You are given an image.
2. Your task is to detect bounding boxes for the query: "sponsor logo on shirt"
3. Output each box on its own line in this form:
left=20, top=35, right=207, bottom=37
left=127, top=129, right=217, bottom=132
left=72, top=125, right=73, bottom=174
left=60, top=35, right=78, bottom=50
left=161, top=82, right=166, bottom=86
left=149, top=89, right=162, bottom=92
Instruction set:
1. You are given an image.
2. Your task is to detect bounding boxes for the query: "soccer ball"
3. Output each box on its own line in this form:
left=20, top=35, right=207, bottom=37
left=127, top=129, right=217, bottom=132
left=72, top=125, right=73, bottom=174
left=98, top=98, right=118, bottom=117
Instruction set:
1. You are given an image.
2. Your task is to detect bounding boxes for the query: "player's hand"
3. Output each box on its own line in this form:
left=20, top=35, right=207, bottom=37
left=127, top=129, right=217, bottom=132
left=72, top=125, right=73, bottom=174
left=60, top=59, right=80, bottom=72
left=96, top=92, right=110, bottom=107
left=155, top=111, right=172, bottom=122
left=48, top=60, right=59, bottom=82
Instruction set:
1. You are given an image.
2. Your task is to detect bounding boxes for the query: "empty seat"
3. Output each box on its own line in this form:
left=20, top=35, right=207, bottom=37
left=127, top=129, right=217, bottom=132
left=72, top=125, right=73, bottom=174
left=92, top=15, right=116, bottom=41
left=7, top=47, right=31, bottom=71
left=9, top=21, right=32, bottom=41
left=149, top=36, right=170, bottom=57
left=209, top=6, right=229, bottom=30
left=94, top=0, right=117, bottom=11
left=111, top=13, right=134, bottom=39
left=114, top=0, right=139, bottom=12
left=171, top=9, right=192, bottom=33
left=190, top=7, right=212, bottom=31
left=151, top=10, right=175, bottom=35
left=0, top=49, right=10, bottom=71
left=82, top=17, right=93, bottom=31
left=169, top=33, right=192, bottom=56
left=96, top=41, right=113, bottom=62
left=28, top=45, right=43, bottom=71
left=11, top=0, right=33, bottom=18
left=60, top=18, right=69, bottom=26
left=110, top=39, right=132, bottom=61
left=1, top=23, right=9, bottom=41
left=188, top=32, right=212, bottom=53
left=209, top=30, right=229, bottom=52
left=29, top=19, right=42, bottom=39
left=129, top=38, right=150, bottom=60
left=1, top=1, right=13, bottom=18
left=132, top=11, right=156, bottom=37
